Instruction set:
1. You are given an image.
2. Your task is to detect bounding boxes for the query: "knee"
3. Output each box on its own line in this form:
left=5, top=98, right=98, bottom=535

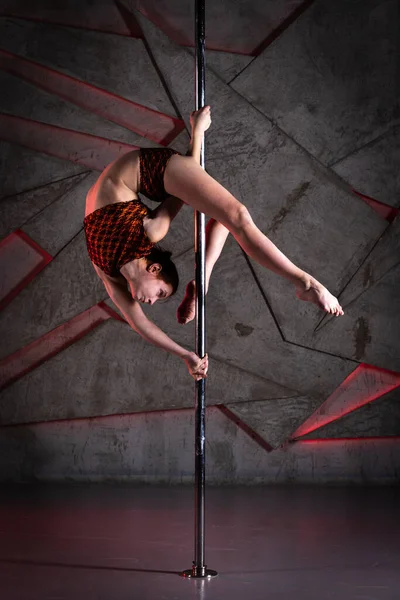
left=229, top=204, right=253, bottom=233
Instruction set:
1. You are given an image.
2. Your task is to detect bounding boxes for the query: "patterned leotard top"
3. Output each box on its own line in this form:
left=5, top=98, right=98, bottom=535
left=83, top=148, right=180, bottom=276
left=84, top=200, right=154, bottom=277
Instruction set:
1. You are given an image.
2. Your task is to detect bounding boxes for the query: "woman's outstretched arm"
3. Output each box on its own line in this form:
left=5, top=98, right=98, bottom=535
left=97, top=269, right=208, bottom=380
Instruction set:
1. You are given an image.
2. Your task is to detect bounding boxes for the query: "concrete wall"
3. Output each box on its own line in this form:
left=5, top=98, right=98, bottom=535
left=0, top=0, right=399, bottom=484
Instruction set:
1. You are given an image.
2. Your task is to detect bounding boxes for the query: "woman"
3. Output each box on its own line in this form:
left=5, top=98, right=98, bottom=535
left=84, top=107, right=343, bottom=381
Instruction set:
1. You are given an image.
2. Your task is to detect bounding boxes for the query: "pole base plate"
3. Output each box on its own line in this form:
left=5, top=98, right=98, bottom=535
left=181, top=567, right=218, bottom=579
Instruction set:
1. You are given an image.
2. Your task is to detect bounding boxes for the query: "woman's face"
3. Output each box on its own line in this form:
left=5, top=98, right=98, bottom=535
left=129, top=265, right=173, bottom=305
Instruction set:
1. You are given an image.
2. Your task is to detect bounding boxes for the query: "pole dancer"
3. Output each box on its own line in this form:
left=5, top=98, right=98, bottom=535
left=83, top=122, right=343, bottom=378
left=84, top=31, right=343, bottom=383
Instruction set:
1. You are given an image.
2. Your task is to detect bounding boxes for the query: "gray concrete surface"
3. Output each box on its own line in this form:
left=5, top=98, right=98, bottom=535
left=310, top=218, right=400, bottom=371
left=0, top=172, right=89, bottom=239
left=130, top=0, right=307, bottom=53
left=22, top=172, right=98, bottom=256
left=0, top=141, right=85, bottom=199
left=332, top=126, right=400, bottom=207
left=304, top=387, right=400, bottom=440
left=0, top=2, right=399, bottom=484
left=1, top=406, right=399, bottom=483
left=0, top=232, right=105, bottom=359
left=189, top=48, right=252, bottom=84
left=148, top=240, right=355, bottom=398
left=0, top=319, right=301, bottom=426
left=232, top=0, right=399, bottom=165
left=135, top=8, right=388, bottom=348
left=227, top=396, right=323, bottom=449
left=0, top=18, right=177, bottom=115
left=0, top=72, right=151, bottom=148
left=0, top=0, right=131, bottom=36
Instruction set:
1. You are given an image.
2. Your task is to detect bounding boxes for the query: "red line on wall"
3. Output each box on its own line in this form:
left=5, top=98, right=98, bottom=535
left=97, top=301, right=126, bottom=323
left=0, top=114, right=138, bottom=171
left=216, top=404, right=274, bottom=452
left=0, top=303, right=122, bottom=391
left=0, top=230, right=53, bottom=312
left=0, top=13, right=134, bottom=38
left=0, top=49, right=185, bottom=146
left=353, top=190, right=399, bottom=222
left=0, top=405, right=195, bottom=429
left=291, top=363, right=400, bottom=440
left=251, top=0, right=316, bottom=56
left=2, top=4, right=318, bottom=56
left=126, top=2, right=315, bottom=56
left=293, top=436, right=400, bottom=444
left=11, top=229, right=53, bottom=261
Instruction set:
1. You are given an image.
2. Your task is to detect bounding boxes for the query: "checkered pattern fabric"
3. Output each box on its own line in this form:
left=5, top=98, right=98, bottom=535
left=84, top=200, right=154, bottom=277
left=139, top=147, right=179, bottom=202
left=84, top=148, right=180, bottom=276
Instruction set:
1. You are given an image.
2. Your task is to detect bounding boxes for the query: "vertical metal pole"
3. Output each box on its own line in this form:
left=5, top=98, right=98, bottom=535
left=182, top=0, right=217, bottom=580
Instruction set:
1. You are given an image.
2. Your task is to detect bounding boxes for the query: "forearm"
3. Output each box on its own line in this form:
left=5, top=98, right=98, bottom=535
left=132, top=314, right=187, bottom=357
left=147, top=195, right=184, bottom=242
left=122, top=302, right=190, bottom=358
left=187, top=130, right=203, bottom=164
left=101, top=276, right=191, bottom=359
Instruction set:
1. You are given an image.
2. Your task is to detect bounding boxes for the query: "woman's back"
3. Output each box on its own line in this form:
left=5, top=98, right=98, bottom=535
left=85, top=150, right=141, bottom=217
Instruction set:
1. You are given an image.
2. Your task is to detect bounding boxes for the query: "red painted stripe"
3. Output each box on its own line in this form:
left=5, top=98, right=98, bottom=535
left=97, top=301, right=125, bottom=323
left=251, top=0, right=316, bottom=57
left=2, top=4, right=316, bottom=56
left=0, top=50, right=185, bottom=146
left=0, top=114, right=138, bottom=171
left=216, top=404, right=274, bottom=452
left=125, top=2, right=313, bottom=56
left=0, top=405, right=195, bottom=428
left=293, top=436, right=400, bottom=444
left=353, top=189, right=399, bottom=222
left=0, top=230, right=52, bottom=312
left=12, top=229, right=53, bottom=261
left=0, top=12, right=134, bottom=38
left=291, top=364, right=400, bottom=439
left=0, top=303, right=123, bottom=391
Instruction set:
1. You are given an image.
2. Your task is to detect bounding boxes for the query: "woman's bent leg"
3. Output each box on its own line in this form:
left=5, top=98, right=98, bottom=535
left=165, top=156, right=343, bottom=315
left=165, top=157, right=303, bottom=282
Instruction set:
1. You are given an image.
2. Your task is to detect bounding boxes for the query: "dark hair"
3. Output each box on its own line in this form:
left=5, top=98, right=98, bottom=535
left=146, top=245, right=179, bottom=296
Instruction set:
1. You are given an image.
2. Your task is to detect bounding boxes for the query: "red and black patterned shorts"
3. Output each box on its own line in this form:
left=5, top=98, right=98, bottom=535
left=139, top=148, right=179, bottom=203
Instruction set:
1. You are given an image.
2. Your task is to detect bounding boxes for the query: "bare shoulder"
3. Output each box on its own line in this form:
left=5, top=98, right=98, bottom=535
left=93, top=264, right=127, bottom=291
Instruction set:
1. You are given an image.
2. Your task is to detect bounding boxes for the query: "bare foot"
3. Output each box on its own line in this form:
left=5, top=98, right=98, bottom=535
left=296, top=278, right=344, bottom=316
left=177, top=280, right=196, bottom=324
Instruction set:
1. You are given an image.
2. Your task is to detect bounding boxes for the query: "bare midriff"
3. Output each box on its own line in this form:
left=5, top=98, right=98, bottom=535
left=85, top=150, right=141, bottom=217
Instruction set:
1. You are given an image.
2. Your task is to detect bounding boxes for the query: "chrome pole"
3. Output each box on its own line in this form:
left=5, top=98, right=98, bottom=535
left=182, top=0, right=217, bottom=580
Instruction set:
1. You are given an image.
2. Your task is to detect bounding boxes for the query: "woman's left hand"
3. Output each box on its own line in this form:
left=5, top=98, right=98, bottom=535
left=190, top=106, right=212, bottom=134
left=182, top=352, right=209, bottom=381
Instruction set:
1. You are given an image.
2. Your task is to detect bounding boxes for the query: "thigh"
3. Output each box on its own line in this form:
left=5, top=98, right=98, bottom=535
left=164, top=155, right=243, bottom=228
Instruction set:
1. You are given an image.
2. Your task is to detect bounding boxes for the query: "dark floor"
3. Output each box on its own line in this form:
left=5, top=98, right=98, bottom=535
left=0, top=484, right=399, bottom=600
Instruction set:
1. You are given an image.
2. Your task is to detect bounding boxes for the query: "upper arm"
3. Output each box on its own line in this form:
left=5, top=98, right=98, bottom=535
left=93, top=264, right=134, bottom=312
left=144, top=195, right=185, bottom=243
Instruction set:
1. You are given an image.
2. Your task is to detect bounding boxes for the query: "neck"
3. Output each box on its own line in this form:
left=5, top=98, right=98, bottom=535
left=120, top=258, right=145, bottom=284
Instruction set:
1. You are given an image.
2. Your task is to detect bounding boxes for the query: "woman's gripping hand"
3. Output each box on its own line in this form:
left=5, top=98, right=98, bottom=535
left=190, top=106, right=212, bottom=135
left=182, top=352, right=209, bottom=381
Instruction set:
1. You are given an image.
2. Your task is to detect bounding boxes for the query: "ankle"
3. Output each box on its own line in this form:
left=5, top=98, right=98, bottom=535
left=295, top=272, right=312, bottom=291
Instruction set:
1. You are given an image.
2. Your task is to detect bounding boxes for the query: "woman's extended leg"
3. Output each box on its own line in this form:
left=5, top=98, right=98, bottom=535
left=165, top=155, right=343, bottom=315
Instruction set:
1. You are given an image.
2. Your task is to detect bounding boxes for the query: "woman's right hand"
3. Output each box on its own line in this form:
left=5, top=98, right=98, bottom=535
left=190, top=106, right=212, bottom=135
left=182, top=352, right=209, bottom=381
